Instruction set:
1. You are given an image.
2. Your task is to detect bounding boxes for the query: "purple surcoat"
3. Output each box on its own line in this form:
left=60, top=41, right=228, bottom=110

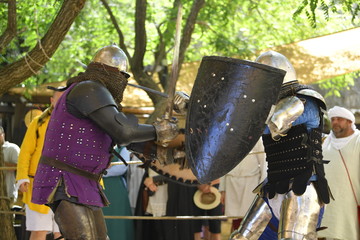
left=32, top=83, right=113, bottom=207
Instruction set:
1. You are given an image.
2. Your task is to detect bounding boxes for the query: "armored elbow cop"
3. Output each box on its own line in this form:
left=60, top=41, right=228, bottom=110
left=267, top=96, right=304, bottom=140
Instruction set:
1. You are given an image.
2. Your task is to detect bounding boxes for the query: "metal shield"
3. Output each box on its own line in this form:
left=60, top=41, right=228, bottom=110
left=185, top=56, right=285, bottom=183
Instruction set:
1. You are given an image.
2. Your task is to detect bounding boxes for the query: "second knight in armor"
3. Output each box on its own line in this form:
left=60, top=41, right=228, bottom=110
left=230, top=51, right=331, bottom=240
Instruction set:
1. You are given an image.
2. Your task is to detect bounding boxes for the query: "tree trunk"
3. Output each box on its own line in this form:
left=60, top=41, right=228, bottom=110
left=0, top=0, right=17, bottom=52
left=0, top=148, right=16, bottom=240
left=0, top=0, right=86, bottom=96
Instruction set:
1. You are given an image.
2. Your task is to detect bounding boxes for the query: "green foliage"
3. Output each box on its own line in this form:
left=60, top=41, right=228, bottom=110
left=318, top=71, right=360, bottom=97
left=293, top=0, right=360, bottom=28
left=0, top=0, right=359, bottom=91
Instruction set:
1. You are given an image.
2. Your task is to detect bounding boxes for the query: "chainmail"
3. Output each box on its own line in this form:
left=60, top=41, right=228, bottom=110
left=66, top=62, right=128, bottom=106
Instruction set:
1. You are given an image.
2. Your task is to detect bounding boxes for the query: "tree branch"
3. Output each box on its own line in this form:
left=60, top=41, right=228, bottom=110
left=0, top=0, right=86, bottom=96
left=0, top=0, right=17, bottom=52
left=99, top=0, right=129, bottom=60
left=178, top=0, right=205, bottom=74
left=132, top=0, right=147, bottom=71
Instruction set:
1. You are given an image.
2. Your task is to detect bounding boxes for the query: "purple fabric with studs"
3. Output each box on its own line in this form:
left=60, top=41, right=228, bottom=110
left=32, top=83, right=112, bottom=207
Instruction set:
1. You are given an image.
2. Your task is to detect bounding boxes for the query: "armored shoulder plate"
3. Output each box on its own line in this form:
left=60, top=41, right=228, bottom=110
left=297, top=89, right=326, bottom=110
left=67, top=80, right=117, bottom=116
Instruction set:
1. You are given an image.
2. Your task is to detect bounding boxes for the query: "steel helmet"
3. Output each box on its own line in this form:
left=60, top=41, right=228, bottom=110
left=93, top=44, right=130, bottom=77
left=255, top=50, right=296, bottom=84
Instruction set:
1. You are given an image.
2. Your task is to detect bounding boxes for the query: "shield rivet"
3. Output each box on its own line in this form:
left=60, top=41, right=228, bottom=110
left=212, top=73, right=216, bottom=77
left=252, top=99, right=256, bottom=102
left=204, top=105, right=207, bottom=108
left=197, top=99, right=201, bottom=103
left=230, top=128, right=234, bottom=132
left=226, top=123, right=229, bottom=126
left=243, top=95, right=247, bottom=98
left=221, top=77, right=225, bottom=80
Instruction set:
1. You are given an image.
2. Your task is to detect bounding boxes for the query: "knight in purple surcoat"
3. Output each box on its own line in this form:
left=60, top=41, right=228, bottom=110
left=32, top=44, right=178, bottom=240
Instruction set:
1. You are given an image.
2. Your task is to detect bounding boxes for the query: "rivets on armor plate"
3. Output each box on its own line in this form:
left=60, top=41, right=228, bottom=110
left=221, top=77, right=225, bottom=80
left=204, top=105, right=207, bottom=108
left=197, top=99, right=201, bottom=103
left=226, top=123, right=229, bottom=126
left=243, top=95, right=247, bottom=98
left=252, top=99, right=256, bottom=103
left=211, top=73, right=216, bottom=77
left=230, top=128, right=234, bottom=132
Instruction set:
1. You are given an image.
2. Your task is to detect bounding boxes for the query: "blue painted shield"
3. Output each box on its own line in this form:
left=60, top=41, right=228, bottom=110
left=185, top=56, right=285, bottom=183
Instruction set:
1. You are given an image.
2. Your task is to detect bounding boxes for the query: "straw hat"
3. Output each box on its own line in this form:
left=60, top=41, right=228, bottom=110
left=193, top=186, right=221, bottom=210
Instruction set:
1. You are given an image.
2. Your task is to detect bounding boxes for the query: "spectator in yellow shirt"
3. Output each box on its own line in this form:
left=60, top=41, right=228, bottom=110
left=16, top=90, right=63, bottom=240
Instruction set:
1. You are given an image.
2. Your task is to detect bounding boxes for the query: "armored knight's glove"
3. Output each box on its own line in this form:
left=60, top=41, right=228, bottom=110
left=153, top=117, right=179, bottom=147
left=173, top=91, right=190, bottom=115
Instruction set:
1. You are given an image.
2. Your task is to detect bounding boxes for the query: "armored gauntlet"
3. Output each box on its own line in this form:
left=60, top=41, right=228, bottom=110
left=153, top=117, right=179, bottom=147
left=173, top=91, right=190, bottom=115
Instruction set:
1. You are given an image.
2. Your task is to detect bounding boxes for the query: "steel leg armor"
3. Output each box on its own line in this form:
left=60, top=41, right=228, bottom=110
left=54, top=200, right=109, bottom=240
left=278, top=184, right=321, bottom=240
left=230, top=194, right=272, bottom=240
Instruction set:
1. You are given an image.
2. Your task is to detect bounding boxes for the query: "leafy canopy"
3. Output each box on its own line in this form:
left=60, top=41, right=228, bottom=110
left=0, top=0, right=359, bottom=95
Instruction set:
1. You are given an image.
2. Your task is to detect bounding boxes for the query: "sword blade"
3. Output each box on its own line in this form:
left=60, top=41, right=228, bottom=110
left=127, top=82, right=168, bottom=98
left=164, top=3, right=183, bottom=119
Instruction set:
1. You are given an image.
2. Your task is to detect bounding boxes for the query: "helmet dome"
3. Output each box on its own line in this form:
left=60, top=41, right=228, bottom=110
left=93, top=44, right=130, bottom=77
left=255, top=51, right=296, bottom=84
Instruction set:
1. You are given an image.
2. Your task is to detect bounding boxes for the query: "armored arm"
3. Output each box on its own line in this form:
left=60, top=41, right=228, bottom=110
left=67, top=81, right=156, bottom=146
left=267, top=96, right=304, bottom=140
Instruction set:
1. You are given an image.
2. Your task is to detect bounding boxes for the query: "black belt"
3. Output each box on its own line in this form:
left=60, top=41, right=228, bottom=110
left=40, top=156, right=101, bottom=182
